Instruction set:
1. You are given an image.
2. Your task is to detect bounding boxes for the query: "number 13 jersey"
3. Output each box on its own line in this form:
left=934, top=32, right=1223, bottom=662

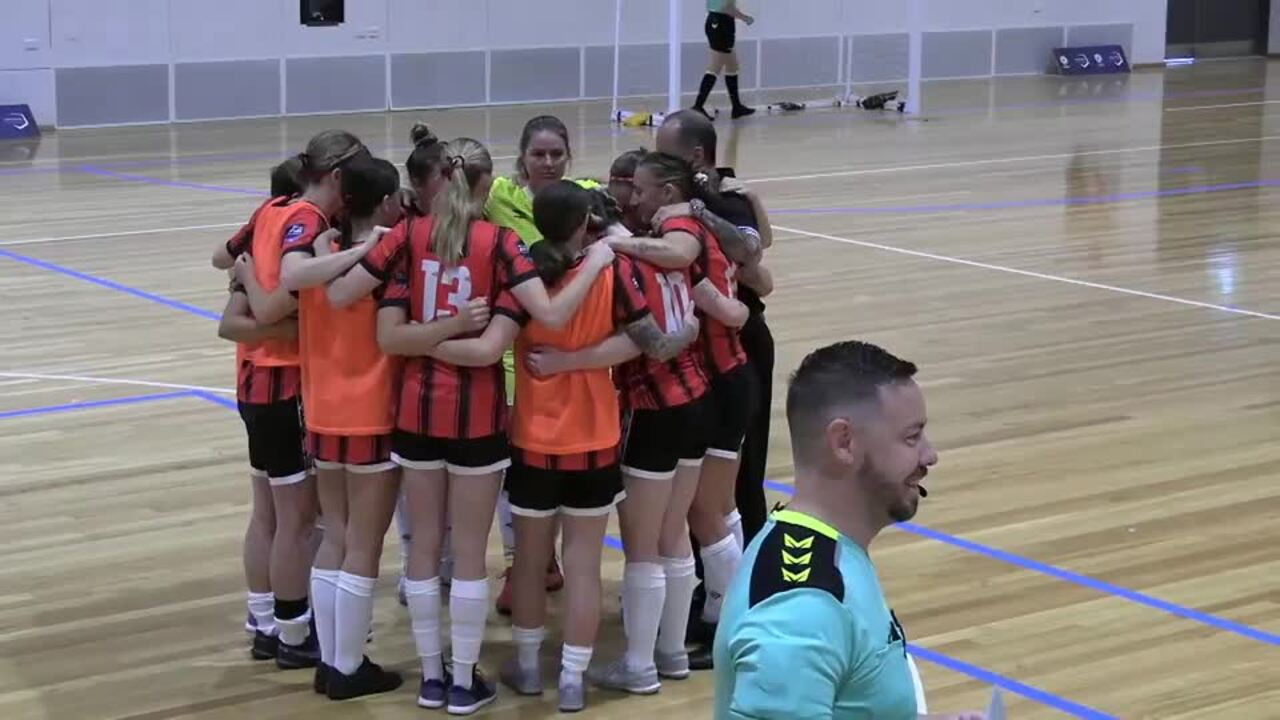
left=378, top=216, right=538, bottom=439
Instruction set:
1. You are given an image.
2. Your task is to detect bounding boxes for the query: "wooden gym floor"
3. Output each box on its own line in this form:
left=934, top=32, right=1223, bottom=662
left=2, top=58, right=1279, bottom=719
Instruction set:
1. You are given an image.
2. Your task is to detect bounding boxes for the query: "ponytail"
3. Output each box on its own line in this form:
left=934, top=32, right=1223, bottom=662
left=531, top=180, right=593, bottom=286
left=428, top=138, right=493, bottom=266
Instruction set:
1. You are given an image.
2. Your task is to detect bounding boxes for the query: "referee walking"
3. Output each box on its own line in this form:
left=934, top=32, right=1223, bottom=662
left=693, top=1, right=757, bottom=120
left=713, top=341, right=985, bottom=720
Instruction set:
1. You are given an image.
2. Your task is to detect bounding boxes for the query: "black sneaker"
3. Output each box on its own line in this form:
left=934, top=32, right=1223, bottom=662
left=731, top=105, right=756, bottom=119
left=688, top=643, right=714, bottom=671
left=276, top=630, right=320, bottom=670
left=417, top=671, right=452, bottom=709
left=447, top=669, right=497, bottom=715
left=250, top=631, right=278, bottom=661
left=313, top=663, right=330, bottom=695
left=326, top=657, right=404, bottom=701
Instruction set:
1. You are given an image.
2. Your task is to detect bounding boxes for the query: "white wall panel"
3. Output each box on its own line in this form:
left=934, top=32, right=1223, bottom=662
left=0, top=68, right=56, bottom=126
left=170, top=0, right=283, bottom=61
left=487, top=0, right=606, bottom=48
left=0, top=0, right=52, bottom=70
left=50, top=0, right=170, bottom=67
left=388, top=0, right=489, bottom=52
left=757, top=0, right=846, bottom=38
left=279, top=0, right=388, bottom=57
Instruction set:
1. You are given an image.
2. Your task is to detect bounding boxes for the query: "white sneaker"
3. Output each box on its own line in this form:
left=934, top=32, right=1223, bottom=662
left=588, top=658, right=661, bottom=695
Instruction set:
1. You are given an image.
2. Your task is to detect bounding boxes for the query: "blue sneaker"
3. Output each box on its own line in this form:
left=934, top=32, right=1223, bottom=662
left=447, top=669, right=497, bottom=715
left=417, top=671, right=452, bottom=709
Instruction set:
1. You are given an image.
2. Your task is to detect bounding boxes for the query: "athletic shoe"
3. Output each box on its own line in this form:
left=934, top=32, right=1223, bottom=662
left=276, top=623, right=320, bottom=670
left=326, top=657, right=403, bottom=700
left=499, top=658, right=543, bottom=696
left=559, top=680, right=587, bottom=713
left=692, top=105, right=715, bottom=122
left=588, top=658, right=661, bottom=695
left=731, top=105, right=757, bottom=119
left=447, top=669, right=497, bottom=715
left=417, top=671, right=452, bottom=709
left=655, top=650, right=690, bottom=680
left=250, top=631, right=278, bottom=661
left=313, top=663, right=329, bottom=695
left=688, top=643, right=714, bottom=671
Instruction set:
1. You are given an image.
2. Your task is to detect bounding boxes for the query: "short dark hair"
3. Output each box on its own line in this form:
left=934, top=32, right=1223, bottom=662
left=663, top=110, right=717, bottom=165
left=786, top=341, right=918, bottom=449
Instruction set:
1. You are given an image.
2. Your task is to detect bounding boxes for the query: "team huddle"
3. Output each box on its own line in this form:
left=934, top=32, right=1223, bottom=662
left=211, top=111, right=775, bottom=714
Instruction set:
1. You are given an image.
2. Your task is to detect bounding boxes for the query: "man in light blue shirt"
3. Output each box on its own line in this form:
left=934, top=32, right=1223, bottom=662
left=713, top=341, right=985, bottom=720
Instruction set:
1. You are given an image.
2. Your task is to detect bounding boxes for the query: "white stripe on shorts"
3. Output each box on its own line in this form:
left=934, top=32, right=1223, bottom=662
left=447, top=458, right=512, bottom=476
left=392, top=452, right=446, bottom=471
left=268, top=470, right=309, bottom=487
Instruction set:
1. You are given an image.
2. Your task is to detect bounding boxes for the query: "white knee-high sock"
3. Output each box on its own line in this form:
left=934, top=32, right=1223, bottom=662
left=700, top=535, right=742, bottom=624
left=309, top=569, right=339, bottom=666
left=724, top=509, right=744, bottom=550
left=334, top=572, right=376, bottom=675
left=247, top=591, right=276, bottom=637
left=405, top=577, right=444, bottom=681
left=657, top=555, right=697, bottom=656
left=450, top=578, right=490, bottom=688
left=497, top=489, right=515, bottom=564
left=622, top=563, right=666, bottom=671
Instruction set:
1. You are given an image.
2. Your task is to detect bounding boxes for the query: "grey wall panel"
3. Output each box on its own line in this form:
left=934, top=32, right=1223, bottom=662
left=490, top=47, right=580, bottom=102
left=848, top=33, right=909, bottom=83
left=682, top=40, right=757, bottom=93
left=285, top=56, right=385, bottom=114
left=391, top=52, right=486, bottom=108
left=55, top=65, right=169, bottom=127
left=1066, top=24, right=1134, bottom=53
left=760, top=36, right=840, bottom=88
left=995, top=27, right=1065, bottom=75
left=175, top=60, right=280, bottom=120
left=923, top=30, right=994, bottom=78
left=584, top=44, right=668, bottom=99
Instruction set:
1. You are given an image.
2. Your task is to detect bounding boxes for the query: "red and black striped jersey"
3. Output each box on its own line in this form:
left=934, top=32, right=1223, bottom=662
left=667, top=217, right=746, bottom=376
left=512, top=445, right=620, bottom=472
left=614, top=256, right=710, bottom=410
left=380, top=217, right=537, bottom=438
left=230, top=282, right=301, bottom=404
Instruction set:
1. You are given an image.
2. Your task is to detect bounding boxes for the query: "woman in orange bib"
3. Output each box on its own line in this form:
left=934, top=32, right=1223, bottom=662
left=234, top=132, right=371, bottom=673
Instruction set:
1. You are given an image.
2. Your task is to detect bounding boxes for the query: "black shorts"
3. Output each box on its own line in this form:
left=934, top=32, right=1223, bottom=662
left=706, top=11, right=736, bottom=53
left=706, top=362, right=759, bottom=460
left=622, top=395, right=711, bottom=479
left=506, top=449, right=625, bottom=518
left=391, top=431, right=511, bottom=475
left=238, top=398, right=307, bottom=485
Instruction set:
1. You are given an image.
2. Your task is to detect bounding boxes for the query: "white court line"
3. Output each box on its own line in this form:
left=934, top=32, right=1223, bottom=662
left=0, top=372, right=235, bottom=394
left=0, top=222, right=243, bottom=248
left=749, top=134, right=1280, bottom=184
left=774, top=224, right=1280, bottom=322
left=1165, top=100, right=1280, bottom=112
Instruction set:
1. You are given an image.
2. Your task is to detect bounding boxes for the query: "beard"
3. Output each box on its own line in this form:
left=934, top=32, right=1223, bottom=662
left=866, top=457, right=925, bottom=523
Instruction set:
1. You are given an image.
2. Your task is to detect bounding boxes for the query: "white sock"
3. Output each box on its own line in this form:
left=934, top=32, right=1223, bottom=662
left=309, top=569, right=339, bottom=665
left=405, top=577, right=444, bottom=681
left=275, top=605, right=312, bottom=647
left=450, top=578, right=490, bottom=689
left=725, top=509, right=744, bottom=550
left=560, top=644, right=593, bottom=687
left=334, top=571, right=376, bottom=675
left=247, top=591, right=276, bottom=637
left=513, top=625, right=544, bottom=674
left=497, top=489, right=515, bottom=563
left=657, top=555, right=697, bottom=656
left=700, top=534, right=743, bottom=624
left=622, top=563, right=666, bottom=671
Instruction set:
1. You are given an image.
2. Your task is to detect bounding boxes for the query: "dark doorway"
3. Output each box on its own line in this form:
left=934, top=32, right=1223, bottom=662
left=1167, top=0, right=1271, bottom=58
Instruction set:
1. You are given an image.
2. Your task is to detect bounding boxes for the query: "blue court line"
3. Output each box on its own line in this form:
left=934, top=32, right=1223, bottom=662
left=0, top=390, right=193, bottom=420
left=762, top=480, right=1280, bottom=647
left=78, top=166, right=272, bottom=196
left=907, top=644, right=1114, bottom=719
left=0, top=248, right=221, bottom=320
left=189, top=390, right=238, bottom=410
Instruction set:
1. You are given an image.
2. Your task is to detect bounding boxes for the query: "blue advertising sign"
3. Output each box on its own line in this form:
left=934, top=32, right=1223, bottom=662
left=1053, top=45, right=1130, bottom=75
left=0, top=104, right=40, bottom=139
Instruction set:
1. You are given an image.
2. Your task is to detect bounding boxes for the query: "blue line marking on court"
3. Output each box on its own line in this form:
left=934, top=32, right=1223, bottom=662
left=78, top=166, right=271, bottom=196
left=762, top=480, right=1280, bottom=647
left=189, top=390, right=238, bottom=409
left=907, top=644, right=1115, bottom=719
left=0, top=248, right=221, bottom=320
left=0, top=390, right=193, bottom=420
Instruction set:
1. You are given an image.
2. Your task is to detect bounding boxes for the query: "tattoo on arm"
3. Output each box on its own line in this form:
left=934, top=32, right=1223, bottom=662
left=696, top=208, right=759, bottom=265
left=625, top=315, right=697, bottom=362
